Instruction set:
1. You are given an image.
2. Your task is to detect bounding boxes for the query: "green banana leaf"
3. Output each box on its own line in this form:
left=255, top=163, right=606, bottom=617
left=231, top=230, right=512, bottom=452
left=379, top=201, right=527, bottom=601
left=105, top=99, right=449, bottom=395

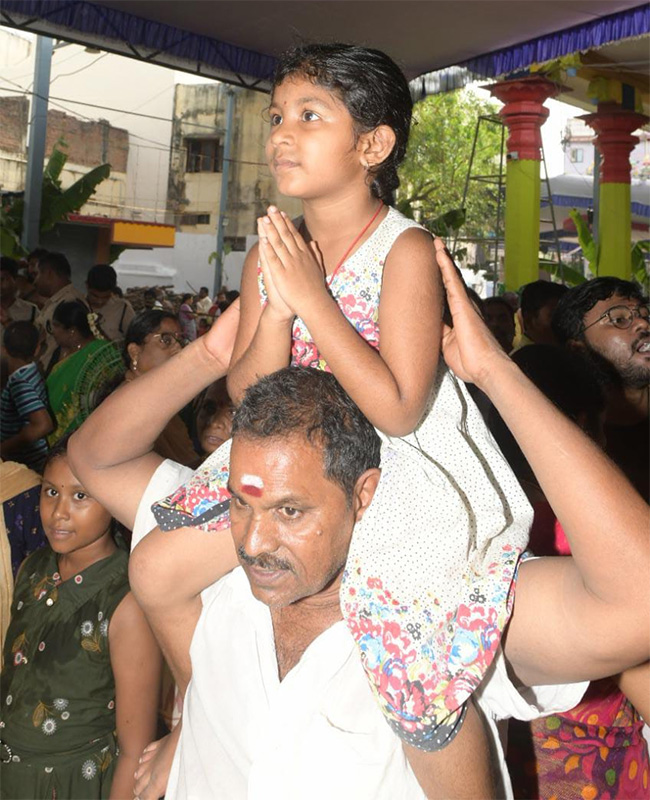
left=44, top=142, right=68, bottom=184
left=539, top=258, right=586, bottom=286
left=40, top=163, right=111, bottom=232
left=568, top=208, right=599, bottom=269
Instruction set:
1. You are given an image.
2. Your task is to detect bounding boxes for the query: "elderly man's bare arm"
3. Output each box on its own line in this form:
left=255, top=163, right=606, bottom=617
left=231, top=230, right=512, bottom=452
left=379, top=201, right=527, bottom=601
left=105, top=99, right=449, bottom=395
left=436, top=240, right=649, bottom=687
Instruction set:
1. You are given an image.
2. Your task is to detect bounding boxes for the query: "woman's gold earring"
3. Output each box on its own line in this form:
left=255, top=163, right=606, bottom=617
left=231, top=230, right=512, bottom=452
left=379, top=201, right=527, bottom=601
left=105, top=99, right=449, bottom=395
left=131, top=358, right=138, bottom=372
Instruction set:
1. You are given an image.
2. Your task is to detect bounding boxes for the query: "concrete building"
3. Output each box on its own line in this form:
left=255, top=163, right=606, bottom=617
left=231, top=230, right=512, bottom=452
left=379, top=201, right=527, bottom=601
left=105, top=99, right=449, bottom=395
left=562, top=116, right=650, bottom=181
left=0, top=27, right=300, bottom=291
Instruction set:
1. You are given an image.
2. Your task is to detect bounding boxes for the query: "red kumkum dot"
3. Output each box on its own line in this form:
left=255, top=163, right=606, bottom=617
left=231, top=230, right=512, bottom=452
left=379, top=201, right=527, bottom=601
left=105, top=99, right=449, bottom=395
left=241, top=484, right=263, bottom=497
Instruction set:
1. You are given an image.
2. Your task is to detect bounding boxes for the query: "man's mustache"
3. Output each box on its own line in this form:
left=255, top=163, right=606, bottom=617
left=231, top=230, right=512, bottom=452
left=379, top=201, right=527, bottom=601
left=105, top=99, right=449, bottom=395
left=237, top=546, right=294, bottom=572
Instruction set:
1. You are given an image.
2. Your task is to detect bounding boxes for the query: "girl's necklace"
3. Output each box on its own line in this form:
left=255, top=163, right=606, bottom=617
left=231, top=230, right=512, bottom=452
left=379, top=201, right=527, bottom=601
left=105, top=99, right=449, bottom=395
left=317, top=200, right=383, bottom=285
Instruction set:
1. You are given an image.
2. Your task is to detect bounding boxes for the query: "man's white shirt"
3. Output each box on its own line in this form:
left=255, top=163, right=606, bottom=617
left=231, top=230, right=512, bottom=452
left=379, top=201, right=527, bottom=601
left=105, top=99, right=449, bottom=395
left=133, top=461, right=588, bottom=800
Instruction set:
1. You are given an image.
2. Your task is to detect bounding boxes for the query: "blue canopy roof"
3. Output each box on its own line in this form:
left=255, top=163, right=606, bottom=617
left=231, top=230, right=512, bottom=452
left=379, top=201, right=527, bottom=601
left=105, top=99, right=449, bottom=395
left=2, top=1, right=647, bottom=91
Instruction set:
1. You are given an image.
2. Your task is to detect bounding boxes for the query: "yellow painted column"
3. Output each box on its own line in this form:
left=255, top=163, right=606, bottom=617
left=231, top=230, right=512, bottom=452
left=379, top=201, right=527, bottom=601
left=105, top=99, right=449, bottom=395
left=582, top=103, right=648, bottom=281
left=488, top=77, right=561, bottom=291
left=599, top=183, right=631, bottom=279
left=503, top=159, right=541, bottom=290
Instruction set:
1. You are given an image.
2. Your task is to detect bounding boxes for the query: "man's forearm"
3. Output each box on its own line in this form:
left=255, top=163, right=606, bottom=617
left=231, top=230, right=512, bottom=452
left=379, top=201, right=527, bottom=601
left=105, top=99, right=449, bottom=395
left=482, top=358, right=648, bottom=604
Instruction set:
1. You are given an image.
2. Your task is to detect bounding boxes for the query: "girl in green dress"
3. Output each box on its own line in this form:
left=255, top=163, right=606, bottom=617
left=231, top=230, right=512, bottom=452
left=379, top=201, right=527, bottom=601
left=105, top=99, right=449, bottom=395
left=1, top=438, right=161, bottom=799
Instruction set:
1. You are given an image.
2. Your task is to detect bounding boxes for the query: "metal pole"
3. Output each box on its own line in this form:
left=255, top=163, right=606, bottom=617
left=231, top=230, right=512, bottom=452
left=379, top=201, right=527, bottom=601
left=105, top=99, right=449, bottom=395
left=213, top=87, right=236, bottom=297
left=592, top=147, right=601, bottom=275
left=21, top=35, right=54, bottom=252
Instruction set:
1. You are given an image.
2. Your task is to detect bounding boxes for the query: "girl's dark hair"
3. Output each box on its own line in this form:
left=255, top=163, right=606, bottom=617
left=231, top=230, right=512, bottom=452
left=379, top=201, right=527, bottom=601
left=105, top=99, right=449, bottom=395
left=43, top=432, right=73, bottom=469
left=272, top=43, right=412, bottom=206
left=53, top=300, right=93, bottom=339
left=122, top=309, right=177, bottom=368
left=181, top=293, right=193, bottom=303
left=43, top=433, right=130, bottom=548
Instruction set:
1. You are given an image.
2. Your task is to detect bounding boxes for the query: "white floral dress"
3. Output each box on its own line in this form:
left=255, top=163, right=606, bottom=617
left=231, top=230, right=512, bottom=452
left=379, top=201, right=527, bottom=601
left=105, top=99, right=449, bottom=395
left=152, top=206, right=532, bottom=749
left=0, top=546, right=129, bottom=798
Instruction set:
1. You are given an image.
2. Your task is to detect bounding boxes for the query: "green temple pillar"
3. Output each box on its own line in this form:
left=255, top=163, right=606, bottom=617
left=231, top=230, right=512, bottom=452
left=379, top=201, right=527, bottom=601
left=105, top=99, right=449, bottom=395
left=488, top=77, right=561, bottom=291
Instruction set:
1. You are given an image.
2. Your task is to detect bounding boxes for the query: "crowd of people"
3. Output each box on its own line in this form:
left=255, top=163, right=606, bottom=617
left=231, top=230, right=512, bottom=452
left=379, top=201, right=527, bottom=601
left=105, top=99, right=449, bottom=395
left=0, top=41, right=648, bottom=800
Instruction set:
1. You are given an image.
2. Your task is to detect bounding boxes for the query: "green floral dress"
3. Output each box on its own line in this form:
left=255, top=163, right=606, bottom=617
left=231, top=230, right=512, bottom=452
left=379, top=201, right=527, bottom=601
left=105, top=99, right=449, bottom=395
left=0, top=546, right=129, bottom=799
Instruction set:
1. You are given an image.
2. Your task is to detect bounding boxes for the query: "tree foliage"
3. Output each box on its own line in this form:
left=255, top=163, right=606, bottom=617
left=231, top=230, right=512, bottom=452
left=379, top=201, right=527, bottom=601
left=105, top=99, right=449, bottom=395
left=397, top=89, right=503, bottom=244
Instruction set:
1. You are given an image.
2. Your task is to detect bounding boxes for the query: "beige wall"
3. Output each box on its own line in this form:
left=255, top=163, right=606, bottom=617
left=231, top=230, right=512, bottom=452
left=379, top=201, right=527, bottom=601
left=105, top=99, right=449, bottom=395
left=169, top=83, right=301, bottom=240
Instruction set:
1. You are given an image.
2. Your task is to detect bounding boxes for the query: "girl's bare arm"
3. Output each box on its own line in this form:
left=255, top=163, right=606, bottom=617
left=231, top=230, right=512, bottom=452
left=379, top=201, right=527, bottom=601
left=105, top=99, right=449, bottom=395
left=232, top=213, right=442, bottom=435
left=108, top=592, right=162, bottom=800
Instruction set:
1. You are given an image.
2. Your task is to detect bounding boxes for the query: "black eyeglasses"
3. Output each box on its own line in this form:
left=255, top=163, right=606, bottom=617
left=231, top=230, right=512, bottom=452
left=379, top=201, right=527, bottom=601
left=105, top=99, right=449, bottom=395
left=582, top=304, right=650, bottom=332
left=149, top=332, right=188, bottom=349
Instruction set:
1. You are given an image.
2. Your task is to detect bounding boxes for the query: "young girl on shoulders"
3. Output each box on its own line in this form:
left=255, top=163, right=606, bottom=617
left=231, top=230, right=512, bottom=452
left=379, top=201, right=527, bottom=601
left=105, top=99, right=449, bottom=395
left=1, top=437, right=161, bottom=799
left=149, top=43, right=532, bottom=751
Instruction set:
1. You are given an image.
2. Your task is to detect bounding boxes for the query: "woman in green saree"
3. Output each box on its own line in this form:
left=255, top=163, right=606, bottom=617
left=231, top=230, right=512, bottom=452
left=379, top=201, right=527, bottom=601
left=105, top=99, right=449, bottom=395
left=45, top=302, right=123, bottom=446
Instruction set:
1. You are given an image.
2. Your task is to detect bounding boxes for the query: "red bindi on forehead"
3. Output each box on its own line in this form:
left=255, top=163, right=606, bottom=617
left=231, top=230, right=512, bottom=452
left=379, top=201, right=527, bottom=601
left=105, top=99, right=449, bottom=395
left=241, top=484, right=263, bottom=497
left=240, top=474, right=264, bottom=497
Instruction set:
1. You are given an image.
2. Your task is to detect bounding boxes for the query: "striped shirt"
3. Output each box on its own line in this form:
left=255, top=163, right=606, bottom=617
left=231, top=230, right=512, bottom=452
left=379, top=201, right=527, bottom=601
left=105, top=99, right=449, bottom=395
left=1, top=363, right=49, bottom=468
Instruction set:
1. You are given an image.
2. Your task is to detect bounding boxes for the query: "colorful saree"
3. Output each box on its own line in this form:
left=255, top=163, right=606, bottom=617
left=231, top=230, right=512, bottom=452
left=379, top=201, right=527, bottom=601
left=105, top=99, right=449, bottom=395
left=45, top=340, right=123, bottom=445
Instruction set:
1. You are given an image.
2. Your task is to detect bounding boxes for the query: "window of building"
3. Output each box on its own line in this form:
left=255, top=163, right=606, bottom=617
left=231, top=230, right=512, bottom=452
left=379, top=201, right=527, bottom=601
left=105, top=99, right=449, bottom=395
left=570, top=148, right=584, bottom=164
left=185, top=138, right=223, bottom=173
left=180, top=213, right=211, bottom=225
left=224, top=235, right=247, bottom=252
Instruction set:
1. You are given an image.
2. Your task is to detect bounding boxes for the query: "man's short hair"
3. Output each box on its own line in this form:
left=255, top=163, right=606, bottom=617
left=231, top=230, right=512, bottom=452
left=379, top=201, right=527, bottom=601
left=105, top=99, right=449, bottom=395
left=232, top=368, right=381, bottom=500
left=38, top=252, right=71, bottom=280
left=520, top=280, right=568, bottom=316
left=484, top=296, right=515, bottom=318
left=87, top=263, right=117, bottom=291
left=28, top=247, right=49, bottom=262
left=144, top=288, right=157, bottom=298
left=3, top=321, right=40, bottom=360
left=200, top=286, right=209, bottom=293
left=552, top=277, right=648, bottom=344
left=0, top=257, right=19, bottom=278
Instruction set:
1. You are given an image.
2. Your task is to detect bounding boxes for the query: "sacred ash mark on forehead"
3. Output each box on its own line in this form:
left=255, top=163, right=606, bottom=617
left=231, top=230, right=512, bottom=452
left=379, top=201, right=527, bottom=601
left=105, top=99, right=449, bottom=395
left=240, top=474, right=264, bottom=497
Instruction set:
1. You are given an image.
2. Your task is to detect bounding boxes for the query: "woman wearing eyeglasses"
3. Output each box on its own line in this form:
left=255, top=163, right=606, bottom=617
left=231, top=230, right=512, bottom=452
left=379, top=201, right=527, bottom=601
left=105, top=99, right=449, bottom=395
left=123, top=311, right=199, bottom=467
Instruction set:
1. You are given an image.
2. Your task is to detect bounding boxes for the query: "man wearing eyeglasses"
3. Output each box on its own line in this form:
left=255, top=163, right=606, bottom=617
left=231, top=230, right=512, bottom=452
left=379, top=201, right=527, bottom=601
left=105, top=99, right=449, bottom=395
left=553, top=277, right=649, bottom=501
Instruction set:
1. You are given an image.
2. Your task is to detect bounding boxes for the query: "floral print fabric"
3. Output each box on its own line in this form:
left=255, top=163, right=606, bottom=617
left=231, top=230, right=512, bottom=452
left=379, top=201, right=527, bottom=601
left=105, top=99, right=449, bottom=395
left=0, top=546, right=129, bottom=799
left=507, top=678, right=649, bottom=799
left=152, top=206, right=532, bottom=748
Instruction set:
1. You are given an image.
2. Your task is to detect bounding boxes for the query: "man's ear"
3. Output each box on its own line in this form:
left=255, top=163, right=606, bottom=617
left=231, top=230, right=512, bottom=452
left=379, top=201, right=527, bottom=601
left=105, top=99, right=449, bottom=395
left=358, top=125, right=396, bottom=170
left=352, top=468, right=381, bottom=523
left=566, top=337, right=586, bottom=353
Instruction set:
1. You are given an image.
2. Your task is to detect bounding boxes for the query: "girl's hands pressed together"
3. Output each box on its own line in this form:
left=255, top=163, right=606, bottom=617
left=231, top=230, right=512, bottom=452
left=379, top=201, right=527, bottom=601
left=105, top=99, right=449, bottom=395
left=256, top=216, right=294, bottom=323
left=258, top=206, right=330, bottom=319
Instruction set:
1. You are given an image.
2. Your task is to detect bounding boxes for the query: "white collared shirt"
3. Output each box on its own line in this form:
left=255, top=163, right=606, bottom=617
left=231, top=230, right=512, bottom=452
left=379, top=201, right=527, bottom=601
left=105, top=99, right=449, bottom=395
left=134, top=462, right=587, bottom=800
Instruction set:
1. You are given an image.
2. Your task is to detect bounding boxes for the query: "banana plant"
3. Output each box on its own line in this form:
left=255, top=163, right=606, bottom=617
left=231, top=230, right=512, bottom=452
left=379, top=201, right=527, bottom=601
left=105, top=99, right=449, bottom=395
left=569, top=207, right=649, bottom=289
left=0, top=139, right=111, bottom=258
